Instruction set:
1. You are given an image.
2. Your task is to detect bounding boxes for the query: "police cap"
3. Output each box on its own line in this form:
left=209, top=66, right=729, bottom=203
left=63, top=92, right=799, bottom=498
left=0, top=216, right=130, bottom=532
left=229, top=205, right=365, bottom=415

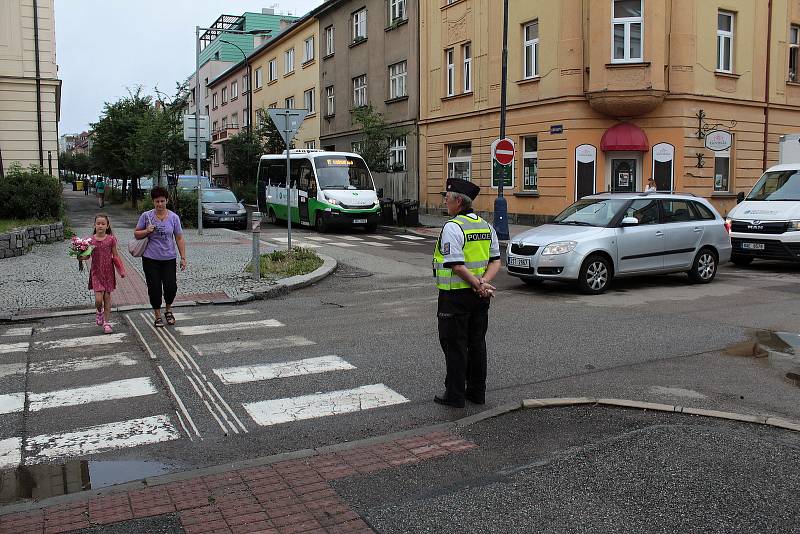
left=446, top=178, right=480, bottom=200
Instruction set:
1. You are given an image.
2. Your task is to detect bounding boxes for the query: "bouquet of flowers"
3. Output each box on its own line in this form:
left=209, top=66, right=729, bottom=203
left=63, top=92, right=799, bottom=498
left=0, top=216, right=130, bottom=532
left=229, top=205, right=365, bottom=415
left=68, top=236, right=94, bottom=271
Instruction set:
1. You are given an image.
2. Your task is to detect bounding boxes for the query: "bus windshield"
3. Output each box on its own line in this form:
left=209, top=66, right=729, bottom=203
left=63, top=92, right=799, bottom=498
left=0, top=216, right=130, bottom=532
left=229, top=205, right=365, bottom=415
left=314, top=156, right=374, bottom=190
left=746, top=170, right=800, bottom=201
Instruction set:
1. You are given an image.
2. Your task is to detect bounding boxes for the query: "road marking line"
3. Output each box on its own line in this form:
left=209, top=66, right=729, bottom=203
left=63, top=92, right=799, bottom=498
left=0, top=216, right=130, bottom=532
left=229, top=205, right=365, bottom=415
left=370, top=235, right=393, bottom=241
left=193, top=336, right=316, bottom=355
left=0, top=393, right=25, bottom=415
left=338, top=236, right=364, bottom=241
left=175, top=319, right=283, bottom=336
left=34, top=333, right=126, bottom=350
left=364, top=242, right=392, bottom=247
left=395, top=235, right=426, bottom=240
left=0, top=437, right=22, bottom=469
left=331, top=242, right=357, bottom=247
left=243, top=383, right=409, bottom=426
left=0, top=353, right=139, bottom=379
left=170, top=309, right=259, bottom=321
left=0, top=378, right=157, bottom=415
left=24, top=415, right=180, bottom=464
left=214, top=355, right=356, bottom=385
left=304, top=236, right=331, bottom=241
left=37, top=322, right=118, bottom=333
left=293, top=242, right=322, bottom=249
left=1, top=327, right=32, bottom=337
left=0, top=342, right=29, bottom=355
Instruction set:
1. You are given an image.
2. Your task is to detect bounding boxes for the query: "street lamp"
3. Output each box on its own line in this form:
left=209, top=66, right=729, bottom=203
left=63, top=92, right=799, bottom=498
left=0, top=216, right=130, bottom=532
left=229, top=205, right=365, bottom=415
left=194, top=26, right=271, bottom=234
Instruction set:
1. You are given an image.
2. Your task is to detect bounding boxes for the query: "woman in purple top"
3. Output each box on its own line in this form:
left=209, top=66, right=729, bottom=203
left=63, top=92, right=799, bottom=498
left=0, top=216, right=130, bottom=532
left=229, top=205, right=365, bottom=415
left=134, top=186, right=187, bottom=327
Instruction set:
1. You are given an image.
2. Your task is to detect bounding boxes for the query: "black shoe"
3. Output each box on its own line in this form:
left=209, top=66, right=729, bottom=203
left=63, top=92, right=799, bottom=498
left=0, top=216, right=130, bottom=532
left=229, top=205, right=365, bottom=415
left=434, top=394, right=465, bottom=408
left=465, top=392, right=485, bottom=405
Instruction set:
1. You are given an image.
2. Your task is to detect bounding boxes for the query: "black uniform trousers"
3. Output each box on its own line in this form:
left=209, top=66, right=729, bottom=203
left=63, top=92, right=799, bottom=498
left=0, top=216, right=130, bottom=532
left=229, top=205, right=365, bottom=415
left=437, top=305, right=489, bottom=401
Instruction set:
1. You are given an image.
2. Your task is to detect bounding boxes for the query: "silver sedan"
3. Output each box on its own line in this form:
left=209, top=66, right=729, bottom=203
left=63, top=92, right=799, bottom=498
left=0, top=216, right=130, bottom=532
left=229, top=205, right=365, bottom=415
left=506, top=193, right=732, bottom=294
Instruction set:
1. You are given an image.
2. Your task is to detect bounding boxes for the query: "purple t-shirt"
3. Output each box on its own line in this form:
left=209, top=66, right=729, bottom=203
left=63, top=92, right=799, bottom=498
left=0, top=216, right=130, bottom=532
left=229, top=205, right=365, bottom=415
left=136, top=209, right=183, bottom=260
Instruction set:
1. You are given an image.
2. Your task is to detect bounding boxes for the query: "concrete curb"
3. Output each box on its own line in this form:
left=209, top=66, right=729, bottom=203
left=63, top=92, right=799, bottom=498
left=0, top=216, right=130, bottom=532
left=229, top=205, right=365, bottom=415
left=248, top=253, right=337, bottom=301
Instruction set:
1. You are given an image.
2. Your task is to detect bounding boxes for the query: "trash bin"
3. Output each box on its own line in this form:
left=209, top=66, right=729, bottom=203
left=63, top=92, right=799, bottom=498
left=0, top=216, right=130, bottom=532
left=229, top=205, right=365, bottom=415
left=75, top=180, right=84, bottom=191
left=395, top=199, right=419, bottom=227
left=380, top=198, right=394, bottom=225
left=394, top=200, right=407, bottom=226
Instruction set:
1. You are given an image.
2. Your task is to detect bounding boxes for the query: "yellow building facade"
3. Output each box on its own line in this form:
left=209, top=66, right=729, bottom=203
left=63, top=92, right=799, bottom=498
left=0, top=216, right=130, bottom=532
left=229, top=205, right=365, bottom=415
left=420, top=0, right=800, bottom=221
left=249, top=16, right=320, bottom=149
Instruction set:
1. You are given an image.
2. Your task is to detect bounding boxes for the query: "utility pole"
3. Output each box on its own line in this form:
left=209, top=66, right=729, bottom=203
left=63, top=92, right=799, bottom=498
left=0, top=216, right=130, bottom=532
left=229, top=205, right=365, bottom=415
left=493, top=0, right=511, bottom=241
left=195, top=26, right=203, bottom=235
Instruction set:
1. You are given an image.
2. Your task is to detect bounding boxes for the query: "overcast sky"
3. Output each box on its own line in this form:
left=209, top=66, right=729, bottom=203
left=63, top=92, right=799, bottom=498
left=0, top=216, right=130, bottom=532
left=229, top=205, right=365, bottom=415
left=55, top=0, right=325, bottom=135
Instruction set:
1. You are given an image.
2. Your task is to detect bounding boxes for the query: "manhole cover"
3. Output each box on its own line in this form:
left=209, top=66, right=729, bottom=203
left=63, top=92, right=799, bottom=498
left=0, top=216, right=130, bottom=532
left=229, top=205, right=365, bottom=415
left=336, top=270, right=373, bottom=278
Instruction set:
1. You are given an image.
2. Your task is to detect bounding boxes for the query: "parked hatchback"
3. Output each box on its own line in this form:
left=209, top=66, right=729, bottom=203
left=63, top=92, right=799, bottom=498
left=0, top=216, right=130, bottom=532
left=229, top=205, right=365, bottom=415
left=201, top=188, right=247, bottom=229
left=506, top=193, right=732, bottom=294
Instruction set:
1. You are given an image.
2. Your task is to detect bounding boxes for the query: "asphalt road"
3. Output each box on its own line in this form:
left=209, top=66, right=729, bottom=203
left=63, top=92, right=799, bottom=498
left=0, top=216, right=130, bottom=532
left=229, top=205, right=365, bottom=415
left=2, top=224, right=800, bottom=517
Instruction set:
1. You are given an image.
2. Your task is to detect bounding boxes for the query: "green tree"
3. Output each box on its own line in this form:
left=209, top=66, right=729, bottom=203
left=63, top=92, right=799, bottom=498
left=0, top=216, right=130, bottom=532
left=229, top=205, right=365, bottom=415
left=351, top=105, right=408, bottom=172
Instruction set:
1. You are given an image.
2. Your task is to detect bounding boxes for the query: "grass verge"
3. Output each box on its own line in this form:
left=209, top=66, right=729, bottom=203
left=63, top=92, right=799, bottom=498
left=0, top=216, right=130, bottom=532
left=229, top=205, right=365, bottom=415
left=0, top=218, right=57, bottom=233
left=245, top=247, right=323, bottom=278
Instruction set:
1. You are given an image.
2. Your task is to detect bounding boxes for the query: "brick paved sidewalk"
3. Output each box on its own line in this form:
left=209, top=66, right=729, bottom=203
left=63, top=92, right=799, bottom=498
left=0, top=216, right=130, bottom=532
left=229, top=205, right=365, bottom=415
left=0, top=431, right=477, bottom=534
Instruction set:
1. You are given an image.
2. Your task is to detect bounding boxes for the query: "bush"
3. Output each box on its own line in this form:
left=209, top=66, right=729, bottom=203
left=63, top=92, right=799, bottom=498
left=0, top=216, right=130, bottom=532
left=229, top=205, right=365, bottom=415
left=246, top=247, right=323, bottom=278
left=231, top=182, right=256, bottom=205
left=137, top=190, right=197, bottom=228
left=0, top=164, right=63, bottom=220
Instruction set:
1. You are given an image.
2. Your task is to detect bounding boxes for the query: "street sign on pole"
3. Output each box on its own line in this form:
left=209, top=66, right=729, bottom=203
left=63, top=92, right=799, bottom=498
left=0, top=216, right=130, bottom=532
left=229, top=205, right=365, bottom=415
left=188, top=142, right=207, bottom=160
left=183, top=115, right=210, bottom=141
left=267, top=108, right=308, bottom=251
left=492, top=137, right=515, bottom=166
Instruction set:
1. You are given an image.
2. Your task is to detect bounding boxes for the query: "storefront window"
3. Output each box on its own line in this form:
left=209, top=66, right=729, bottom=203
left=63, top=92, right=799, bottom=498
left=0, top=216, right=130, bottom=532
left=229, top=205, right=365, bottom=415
left=447, top=143, right=471, bottom=181
left=652, top=143, right=674, bottom=192
left=714, top=149, right=731, bottom=192
left=575, top=144, right=596, bottom=200
left=523, top=136, right=538, bottom=191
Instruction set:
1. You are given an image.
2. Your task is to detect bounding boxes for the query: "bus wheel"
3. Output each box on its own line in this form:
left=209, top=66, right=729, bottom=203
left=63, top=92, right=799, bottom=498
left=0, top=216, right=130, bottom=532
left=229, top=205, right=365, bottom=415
left=268, top=209, right=278, bottom=225
left=364, top=223, right=377, bottom=233
left=315, top=215, right=327, bottom=233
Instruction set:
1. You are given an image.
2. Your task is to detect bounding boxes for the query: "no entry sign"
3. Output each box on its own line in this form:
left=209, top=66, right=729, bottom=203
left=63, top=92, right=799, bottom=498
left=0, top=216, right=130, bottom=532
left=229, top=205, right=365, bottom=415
left=492, top=138, right=515, bottom=166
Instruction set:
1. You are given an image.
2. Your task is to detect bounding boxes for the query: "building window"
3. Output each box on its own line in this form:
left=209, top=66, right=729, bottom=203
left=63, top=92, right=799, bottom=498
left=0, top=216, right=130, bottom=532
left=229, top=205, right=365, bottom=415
left=255, top=68, right=263, bottom=88
left=204, top=78, right=209, bottom=97
left=524, top=20, right=539, bottom=78
left=212, top=120, right=218, bottom=132
left=304, top=37, right=314, bottom=63
left=353, top=9, right=367, bottom=41
left=285, top=48, right=295, bottom=74
left=447, top=143, right=472, bottom=181
left=790, top=25, right=800, bottom=82
left=389, top=61, right=407, bottom=99
left=463, top=43, right=472, bottom=92
left=285, top=96, right=295, bottom=109
left=652, top=143, right=675, bottom=192
left=304, top=88, right=315, bottom=113
left=243, top=108, right=249, bottom=127
left=242, top=74, right=249, bottom=92
left=389, top=0, right=406, bottom=22
left=522, top=136, right=538, bottom=191
left=714, top=148, right=731, bottom=192
left=389, top=136, right=406, bottom=171
left=204, top=105, right=209, bottom=116
left=255, top=109, right=263, bottom=127
left=231, top=81, right=238, bottom=100
left=305, top=140, right=316, bottom=149
left=353, top=75, right=367, bottom=107
left=221, top=87, right=227, bottom=105
left=612, top=0, right=643, bottom=62
left=268, top=59, right=277, bottom=81
left=351, top=141, right=364, bottom=154
left=231, top=113, right=238, bottom=128
left=268, top=102, right=277, bottom=109
left=325, top=86, right=335, bottom=115
left=325, top=25, right=335, bottom=56
left=221, top=116, right=227, bottom=129
left=212, top=92, right=218, bottom=108
left=717, top=11, right=734, bottom=73
left=445, top=48, right=455, bottom=96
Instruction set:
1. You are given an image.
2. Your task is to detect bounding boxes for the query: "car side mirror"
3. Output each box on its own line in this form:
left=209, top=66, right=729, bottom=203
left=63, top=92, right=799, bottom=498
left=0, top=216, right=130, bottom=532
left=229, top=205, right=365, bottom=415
left=620, top=216, right=639, bottom=227
left=736, top=191, right=745, bottom=204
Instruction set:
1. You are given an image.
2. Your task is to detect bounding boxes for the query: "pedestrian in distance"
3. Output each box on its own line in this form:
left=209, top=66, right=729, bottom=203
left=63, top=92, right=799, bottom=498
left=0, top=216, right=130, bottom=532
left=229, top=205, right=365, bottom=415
left=645, top=177, right=657, bottom=192
left=80, top=214, right=125, bottom=334
left=134, top=186, right=187, bottom=328
left=432, top=178, right=501, bottom=408
left=95, top=176, right=106, bottom=208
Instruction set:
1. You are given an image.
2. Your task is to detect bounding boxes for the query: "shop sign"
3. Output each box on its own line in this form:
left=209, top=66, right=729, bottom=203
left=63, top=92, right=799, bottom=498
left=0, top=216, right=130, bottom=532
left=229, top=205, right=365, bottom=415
left=653, top=143, right=675, bottom=162
left=550, top=124, right=564, bottom=135
left=704, top=130, right=732, bottom=151
left=576, top=144, right=596, bottom=163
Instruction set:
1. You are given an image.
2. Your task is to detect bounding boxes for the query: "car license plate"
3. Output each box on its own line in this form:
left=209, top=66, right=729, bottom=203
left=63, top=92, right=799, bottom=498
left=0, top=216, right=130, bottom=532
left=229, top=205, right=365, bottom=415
left=508, top=257, right=530, bottom=268
left=741, top=242, right=765, bottom=250
left=220, top=217, right=234, bottom=222
left=353, top=219, right=367, bottom=224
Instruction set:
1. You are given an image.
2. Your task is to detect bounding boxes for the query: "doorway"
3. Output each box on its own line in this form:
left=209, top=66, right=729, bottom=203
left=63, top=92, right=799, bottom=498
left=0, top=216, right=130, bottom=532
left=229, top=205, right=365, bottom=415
left=606, top=152, right=642, bottom=192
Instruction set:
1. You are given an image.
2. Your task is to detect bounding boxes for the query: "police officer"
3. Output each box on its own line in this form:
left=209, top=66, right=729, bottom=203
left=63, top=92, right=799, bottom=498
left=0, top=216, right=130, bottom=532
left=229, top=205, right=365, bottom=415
left=432, top=178, right=501, bottom=408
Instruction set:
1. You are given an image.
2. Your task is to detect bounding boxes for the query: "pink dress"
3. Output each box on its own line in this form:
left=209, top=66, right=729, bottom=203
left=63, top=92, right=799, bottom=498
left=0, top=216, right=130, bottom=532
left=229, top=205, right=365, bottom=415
left=88, top=235, right=117, bottom=292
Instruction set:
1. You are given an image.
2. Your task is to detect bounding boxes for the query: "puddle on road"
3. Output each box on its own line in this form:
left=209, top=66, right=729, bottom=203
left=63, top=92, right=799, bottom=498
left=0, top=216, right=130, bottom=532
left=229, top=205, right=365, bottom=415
left=723, top=331, right=800, bottom=388
left=0, top=459, right=181, bottom=505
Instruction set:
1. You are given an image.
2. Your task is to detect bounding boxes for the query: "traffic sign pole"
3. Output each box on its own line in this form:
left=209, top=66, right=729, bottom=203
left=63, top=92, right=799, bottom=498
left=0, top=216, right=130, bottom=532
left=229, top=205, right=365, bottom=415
left=494, top=0, right=510, bottom=241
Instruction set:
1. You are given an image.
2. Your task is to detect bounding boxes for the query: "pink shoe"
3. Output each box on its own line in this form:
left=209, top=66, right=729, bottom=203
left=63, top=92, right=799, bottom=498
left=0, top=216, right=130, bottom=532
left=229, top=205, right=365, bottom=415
left=96, top=310, right=104, bottom=325
left=103, top=322, right=113, bottom=334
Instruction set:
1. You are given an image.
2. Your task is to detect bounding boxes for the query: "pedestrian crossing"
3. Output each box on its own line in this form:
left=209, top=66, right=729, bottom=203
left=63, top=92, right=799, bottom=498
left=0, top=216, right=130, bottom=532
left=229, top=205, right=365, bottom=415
left=257, top=230, right=429, bottom=251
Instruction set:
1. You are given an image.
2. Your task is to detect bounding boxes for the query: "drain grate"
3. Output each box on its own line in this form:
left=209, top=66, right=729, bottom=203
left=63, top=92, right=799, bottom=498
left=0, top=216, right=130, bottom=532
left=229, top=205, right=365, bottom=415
left=335, top=269, right=373, bottom=278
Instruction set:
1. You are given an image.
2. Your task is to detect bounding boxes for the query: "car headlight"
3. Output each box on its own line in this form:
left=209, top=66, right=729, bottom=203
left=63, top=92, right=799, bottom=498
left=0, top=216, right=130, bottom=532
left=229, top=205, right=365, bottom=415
left=786, top=220, right=800, bottom=232
left=325, top=196, right=339, bottom=206
left=203, top=208, right=215, bottom=215
left=236, top=208, right=247, bottom=215
left=541, top=241, right=578, bottom=255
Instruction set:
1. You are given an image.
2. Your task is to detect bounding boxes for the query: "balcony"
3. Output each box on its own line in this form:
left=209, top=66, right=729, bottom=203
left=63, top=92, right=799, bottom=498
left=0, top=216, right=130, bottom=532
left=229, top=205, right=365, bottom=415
left=211, top=126, right=240, bottom=144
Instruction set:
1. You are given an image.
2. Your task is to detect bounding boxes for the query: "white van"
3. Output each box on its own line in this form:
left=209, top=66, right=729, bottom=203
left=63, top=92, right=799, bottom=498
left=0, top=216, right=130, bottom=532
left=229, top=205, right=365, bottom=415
left=726, top=158, right=800, bottom=265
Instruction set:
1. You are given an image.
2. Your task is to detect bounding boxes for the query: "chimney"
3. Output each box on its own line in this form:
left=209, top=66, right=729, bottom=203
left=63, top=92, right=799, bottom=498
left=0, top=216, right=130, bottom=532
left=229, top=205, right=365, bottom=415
left=262, top=8, right=274, bottom=15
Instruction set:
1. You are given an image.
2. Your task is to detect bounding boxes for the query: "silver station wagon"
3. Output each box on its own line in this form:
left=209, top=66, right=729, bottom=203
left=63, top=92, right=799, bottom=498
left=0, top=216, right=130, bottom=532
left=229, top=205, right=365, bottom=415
left=506, top=193, right=732, bottom=294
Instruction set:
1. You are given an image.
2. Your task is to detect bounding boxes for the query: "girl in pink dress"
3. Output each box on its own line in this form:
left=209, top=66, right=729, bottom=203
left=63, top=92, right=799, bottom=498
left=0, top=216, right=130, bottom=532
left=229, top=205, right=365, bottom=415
left=84, top=214, right=125, bottom=333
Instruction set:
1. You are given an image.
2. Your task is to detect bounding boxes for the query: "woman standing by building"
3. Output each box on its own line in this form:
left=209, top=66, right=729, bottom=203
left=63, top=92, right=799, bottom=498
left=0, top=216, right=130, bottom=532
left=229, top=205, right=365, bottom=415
left=133, top=186, right=187, bottom=327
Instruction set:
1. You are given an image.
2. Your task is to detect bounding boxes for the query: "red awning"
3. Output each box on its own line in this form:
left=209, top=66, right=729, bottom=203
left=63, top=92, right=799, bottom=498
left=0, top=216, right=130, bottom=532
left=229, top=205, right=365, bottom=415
left=600, top=123, right=649, bottom=152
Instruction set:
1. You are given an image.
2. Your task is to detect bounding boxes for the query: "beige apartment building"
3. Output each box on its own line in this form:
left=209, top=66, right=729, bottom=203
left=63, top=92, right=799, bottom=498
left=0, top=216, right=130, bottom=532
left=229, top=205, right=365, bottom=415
left=0, top=0, right=61, bottom=177
left=249, top=15, right=321, bottom=149
left=420, top=0, right=800, bottom=222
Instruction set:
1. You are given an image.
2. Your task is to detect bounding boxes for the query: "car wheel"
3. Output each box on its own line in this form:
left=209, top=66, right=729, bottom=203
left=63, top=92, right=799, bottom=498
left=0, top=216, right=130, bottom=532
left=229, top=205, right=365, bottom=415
left=578, top=255, right=612, bottom=294
left=268, top=209, right=278, bottom=225
left=688, top=247, right=717, bottom=283
left=522, top=278, right=543, bottom=286
left=730, top=254, right=754, bottom=267
left=315, top=214, right=327, bottom=233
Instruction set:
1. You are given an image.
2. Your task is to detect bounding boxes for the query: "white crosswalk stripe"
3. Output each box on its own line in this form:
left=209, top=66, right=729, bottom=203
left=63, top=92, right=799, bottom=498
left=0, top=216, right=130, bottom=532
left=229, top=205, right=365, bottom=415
left=338, top=235, right=363, bottom=241
left=0, top=352, right=139, bottom=379
left=0, top=342, right=28, bottom=355
left=1, top=327, right=32, bottom=337
left=364, top=242, right=392, bottom=247
left=168, top=309, right=259, bottom=321
left=213, top=355, right=355, bottom=385
left=193, top=336, right=315, bottom=355
left=243, top=384, right=409, bottom=426
left=395, top=234, right=426, bottom=240
left=175, top=319, right=284, bottom=336
left=37, top=322, right=118, bottom=333
left=35, top=332, right=127, bottom=350
left=0, top=437, right=22, bottom=469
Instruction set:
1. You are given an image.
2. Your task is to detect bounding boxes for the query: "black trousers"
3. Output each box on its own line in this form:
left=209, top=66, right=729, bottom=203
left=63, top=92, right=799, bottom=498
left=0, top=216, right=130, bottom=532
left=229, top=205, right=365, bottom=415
left=437, top=308, right=488, bottom=401
left=142, top=257, right=177, bottom=310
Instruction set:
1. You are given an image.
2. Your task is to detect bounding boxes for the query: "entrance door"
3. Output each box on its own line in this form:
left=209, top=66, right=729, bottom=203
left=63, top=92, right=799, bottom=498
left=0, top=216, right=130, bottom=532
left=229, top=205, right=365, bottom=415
left=611, top=159, right=637, bottom=192
left=295, top=159, right=313, bottom=225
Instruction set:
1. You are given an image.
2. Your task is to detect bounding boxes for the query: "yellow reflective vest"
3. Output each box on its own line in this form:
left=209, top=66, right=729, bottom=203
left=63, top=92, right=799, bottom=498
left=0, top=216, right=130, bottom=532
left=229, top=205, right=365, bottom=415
left=433, top=213, right=492, bottom=290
